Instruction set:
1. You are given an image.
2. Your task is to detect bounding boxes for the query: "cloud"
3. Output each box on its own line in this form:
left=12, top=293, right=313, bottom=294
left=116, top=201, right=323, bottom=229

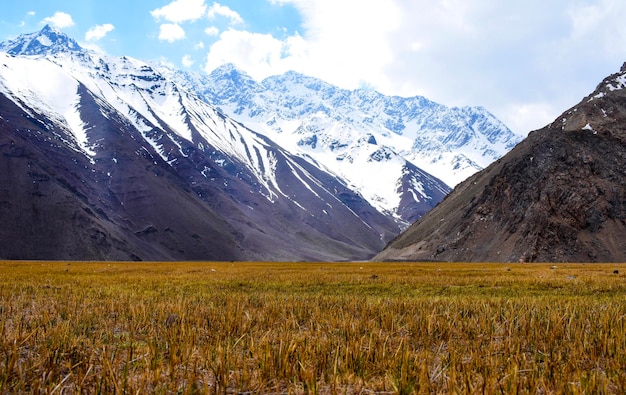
left=207, top=2, right=244, bottom=25
left=157, top=23, right=186, bottom=42
left=205, top=26, right=219, bottom=36
left=203, top=0, right=626, bottom=135
left=379, top=0, right=626, bottom=133
left=204, top=29, right=307, bottom=80
left=565, top=0, right=626, bottom=58
left=85, top=24, right=115, bottom=41
left=21, top=11, right=36, bottom=26
left=204, top=0, right=400, bottom=92
left=42, top=11, right=75, bottom=29
left=151, top=0, right=208, bottom=23
left=502, top=102, right=560, bottom=137
left=182, top=55, right=195, bottom=67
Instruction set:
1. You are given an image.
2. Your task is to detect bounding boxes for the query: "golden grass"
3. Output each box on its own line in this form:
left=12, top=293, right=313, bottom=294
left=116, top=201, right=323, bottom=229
left=1, top=261, right=626, bottom=393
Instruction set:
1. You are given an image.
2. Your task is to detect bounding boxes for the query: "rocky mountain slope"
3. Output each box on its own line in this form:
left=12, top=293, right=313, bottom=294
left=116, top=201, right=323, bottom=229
left=376, top=64, right=626, bottom=263
left=0, top=26, right=402, bottom=261
left=160, top=64, right=522, bottom=221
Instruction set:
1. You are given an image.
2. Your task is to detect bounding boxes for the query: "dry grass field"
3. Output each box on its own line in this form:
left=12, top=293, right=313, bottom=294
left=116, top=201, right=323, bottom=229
left=1, top=261, right=626, bottom=394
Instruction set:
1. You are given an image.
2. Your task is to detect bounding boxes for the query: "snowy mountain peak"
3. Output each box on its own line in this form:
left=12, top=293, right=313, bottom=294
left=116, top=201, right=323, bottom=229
left=176, top=65, right=523, bottom=188
left=209, top=62, right=244, bottom=77
left=209, top=64, right=260, bottom=91
left=0, top=25, right=83, bottom=56
left=262, top=71, right=337, bottom=97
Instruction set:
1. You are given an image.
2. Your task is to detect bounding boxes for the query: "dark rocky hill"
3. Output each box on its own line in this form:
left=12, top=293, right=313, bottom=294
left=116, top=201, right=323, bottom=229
left=375, top=64, right=626, bottom=263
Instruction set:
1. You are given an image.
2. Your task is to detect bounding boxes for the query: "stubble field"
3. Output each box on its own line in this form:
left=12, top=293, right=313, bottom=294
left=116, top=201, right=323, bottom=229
left=1, top=260, right=626, bottom=394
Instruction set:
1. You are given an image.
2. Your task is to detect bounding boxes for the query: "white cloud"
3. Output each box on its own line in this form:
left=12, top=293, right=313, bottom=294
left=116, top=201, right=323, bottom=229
left=85, top=24, right=115, bottom=41
left=204, top=29, right=307, bottom=80
left=42, top=11, right=75, bottom=29
left=194, top=41, right=206, bottom=50
left=207, top=2, right=244, bottom=25
left=157, top=57, right=177, bottom=69
left=205, top=26, right=219, bottom=36
left=21, top=11, right=36, bottom=26
left=151, top=0, right=208, bottom=23
left=499, top=102, right=559, bottom=138
left=565, top=0, right=626, bottom=58
left=80, top=41, right=107, bottom=54
left=203, top=0, right=626, bottom=135
left=205, top=0, right=399, bottom=89
left=182, top=55, right=195, bottom=67
left=157, top=23, right=186, bottom=42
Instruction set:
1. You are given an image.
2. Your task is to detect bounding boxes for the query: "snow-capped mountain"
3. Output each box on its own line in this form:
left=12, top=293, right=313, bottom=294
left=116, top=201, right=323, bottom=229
left=162, top=63, right=523, bottom=191
left=0, top=26, right=402, bottom=261
left=0, top=24, right=82, bottom=55
left=157, top=63, right=522, bottom=224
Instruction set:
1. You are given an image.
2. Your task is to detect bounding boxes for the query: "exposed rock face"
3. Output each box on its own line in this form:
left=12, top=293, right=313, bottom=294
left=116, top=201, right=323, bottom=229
left=375, top=66, right=626, bottom=263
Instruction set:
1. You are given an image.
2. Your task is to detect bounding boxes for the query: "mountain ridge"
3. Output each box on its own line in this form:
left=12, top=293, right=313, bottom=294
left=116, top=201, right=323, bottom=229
left=0, top=25, right=82, bottom=56
left=375, top=63, right=626, bottom=263
left=0, top=26, right=400, bottom=261
left=168, top=63, right=522, bottom=185
left=159, top=63, right=521, bottom=222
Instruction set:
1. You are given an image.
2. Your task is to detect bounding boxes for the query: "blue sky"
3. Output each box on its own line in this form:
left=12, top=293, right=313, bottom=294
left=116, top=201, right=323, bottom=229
left=0, top=1, right=302, bottom=68
left=2, top=1, right=626, bottom=136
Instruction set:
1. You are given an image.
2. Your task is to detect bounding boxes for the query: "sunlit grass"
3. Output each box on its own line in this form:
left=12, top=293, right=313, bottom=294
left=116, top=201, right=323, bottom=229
left=1, top=261, right=626, bottom=393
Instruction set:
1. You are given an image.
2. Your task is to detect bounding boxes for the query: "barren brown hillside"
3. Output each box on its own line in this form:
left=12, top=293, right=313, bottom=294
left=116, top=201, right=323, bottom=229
left=376, top=64, right=626, bottom=263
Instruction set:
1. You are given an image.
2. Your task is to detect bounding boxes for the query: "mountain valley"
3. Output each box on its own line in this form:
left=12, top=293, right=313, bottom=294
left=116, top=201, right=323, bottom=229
left=0, top=26, right=520, bottom=261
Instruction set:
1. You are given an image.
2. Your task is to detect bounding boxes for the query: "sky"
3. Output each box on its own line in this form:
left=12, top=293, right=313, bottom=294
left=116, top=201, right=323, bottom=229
left=1, top=1, right=626, bottom=136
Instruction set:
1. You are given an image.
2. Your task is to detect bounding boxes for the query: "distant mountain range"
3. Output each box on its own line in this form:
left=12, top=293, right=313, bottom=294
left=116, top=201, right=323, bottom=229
left=160, top=63, right=523, bottom=217
left=376, top=63, right=626, bottom=263
left=0, top=26, right=520, bottom=261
